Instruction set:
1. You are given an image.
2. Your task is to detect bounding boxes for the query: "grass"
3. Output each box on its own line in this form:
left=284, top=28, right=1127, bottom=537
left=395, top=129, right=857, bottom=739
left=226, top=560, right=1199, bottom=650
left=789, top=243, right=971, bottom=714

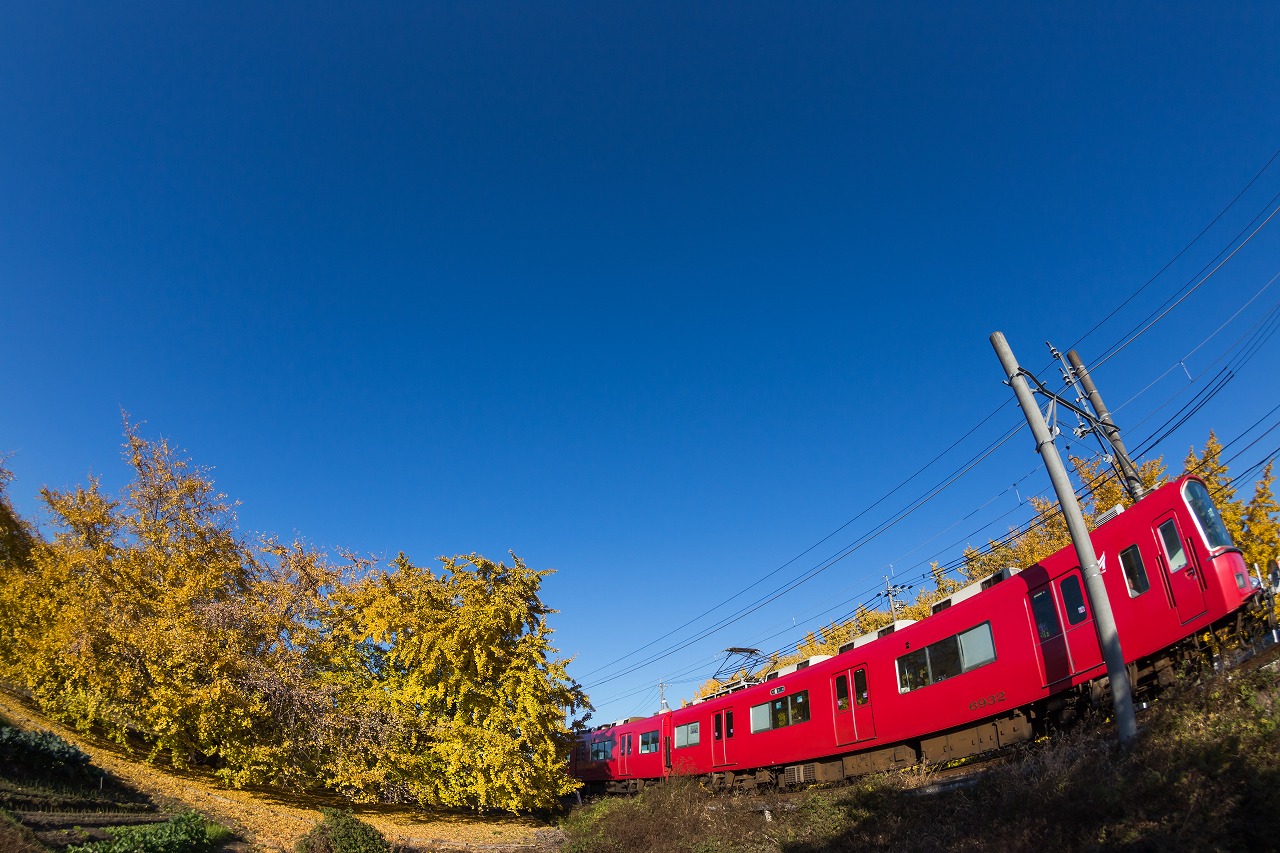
left=561, top=654, right=1280, bottom=852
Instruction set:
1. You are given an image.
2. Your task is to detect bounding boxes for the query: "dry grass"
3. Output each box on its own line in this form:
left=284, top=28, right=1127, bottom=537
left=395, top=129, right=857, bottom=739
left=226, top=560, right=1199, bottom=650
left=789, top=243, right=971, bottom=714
left=0, top=690, right=550, bottom=852
left=562, top=653, right=1280, bottom=853
left=0, top=809, right=45, bottom=853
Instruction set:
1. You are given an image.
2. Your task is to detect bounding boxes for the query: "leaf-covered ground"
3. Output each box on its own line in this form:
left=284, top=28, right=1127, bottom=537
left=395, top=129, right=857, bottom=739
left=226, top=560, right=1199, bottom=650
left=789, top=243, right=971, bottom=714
left=0, top=690, right=552, bottom=852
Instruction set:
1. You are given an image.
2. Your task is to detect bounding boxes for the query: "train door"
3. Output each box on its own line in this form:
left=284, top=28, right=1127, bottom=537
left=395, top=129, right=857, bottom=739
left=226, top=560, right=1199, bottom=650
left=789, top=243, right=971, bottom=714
left=1155, top=513, right=1207, bottom=623
left=1030, top=585, right=1072, bottom=686
left=833, top=665, right=875, bottom=745
left=617, top=732, right=632, bottom=777
left=1058, top=571, right=1103, bottom=675
left=712, top=709, right=736, bottom=767
left=662, top=714, right=673, bottom=776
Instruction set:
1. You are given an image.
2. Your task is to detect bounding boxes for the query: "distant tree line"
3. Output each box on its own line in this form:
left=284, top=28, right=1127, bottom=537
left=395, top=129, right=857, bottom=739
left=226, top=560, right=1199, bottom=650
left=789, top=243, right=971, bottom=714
left=696, top=433, right=1280, bottom=698
left=0, top=423, right=589, bottom=813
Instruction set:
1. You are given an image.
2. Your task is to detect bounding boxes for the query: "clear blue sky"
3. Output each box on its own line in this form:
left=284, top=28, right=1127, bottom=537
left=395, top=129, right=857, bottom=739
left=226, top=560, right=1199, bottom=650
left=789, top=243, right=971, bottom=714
left=3, top=3, right=1280, bottom=723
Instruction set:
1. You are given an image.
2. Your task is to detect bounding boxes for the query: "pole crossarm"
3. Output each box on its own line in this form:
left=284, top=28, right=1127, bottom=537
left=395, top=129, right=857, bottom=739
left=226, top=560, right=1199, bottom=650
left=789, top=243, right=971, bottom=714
left=1012, top=364, right=1146, bottom=503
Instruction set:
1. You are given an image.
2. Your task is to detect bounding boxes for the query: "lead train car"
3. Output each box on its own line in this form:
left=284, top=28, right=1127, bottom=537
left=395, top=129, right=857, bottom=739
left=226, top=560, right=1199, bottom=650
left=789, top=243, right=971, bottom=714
left=571, top=475, right=1260, bottom=792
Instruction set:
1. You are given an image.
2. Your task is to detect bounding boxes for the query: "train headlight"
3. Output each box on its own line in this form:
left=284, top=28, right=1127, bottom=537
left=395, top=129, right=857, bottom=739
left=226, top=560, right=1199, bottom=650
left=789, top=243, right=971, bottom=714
left=1235, top=572, right=1247, bottom=590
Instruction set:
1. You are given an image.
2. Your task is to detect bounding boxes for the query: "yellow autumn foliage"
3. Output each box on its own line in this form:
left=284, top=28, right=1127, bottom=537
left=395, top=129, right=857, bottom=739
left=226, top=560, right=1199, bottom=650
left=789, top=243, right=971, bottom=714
left=0, top=424, right=588, bottom=813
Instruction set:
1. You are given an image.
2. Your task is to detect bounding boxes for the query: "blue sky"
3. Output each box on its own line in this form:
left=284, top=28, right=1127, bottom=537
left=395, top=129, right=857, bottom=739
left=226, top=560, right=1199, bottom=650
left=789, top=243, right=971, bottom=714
left=3, top=3, right=1280, bottom=723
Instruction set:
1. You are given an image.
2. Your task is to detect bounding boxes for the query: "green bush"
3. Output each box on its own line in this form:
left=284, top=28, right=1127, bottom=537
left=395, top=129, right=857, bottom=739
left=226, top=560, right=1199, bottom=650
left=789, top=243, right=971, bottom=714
left=0, top=726, right=92, bottom=778
left=295, top=808, right=390, bottom=853
left=65, top=810, right=219, bottom=853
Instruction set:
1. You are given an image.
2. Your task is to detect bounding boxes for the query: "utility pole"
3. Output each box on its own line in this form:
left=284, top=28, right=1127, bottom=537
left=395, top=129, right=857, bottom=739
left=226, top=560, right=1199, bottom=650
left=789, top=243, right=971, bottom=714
left=991, top=332, right=1138, bottom=746
left=1066, top=349, right=1146, bottom=502
left=883, top=574, right=912, bottom=619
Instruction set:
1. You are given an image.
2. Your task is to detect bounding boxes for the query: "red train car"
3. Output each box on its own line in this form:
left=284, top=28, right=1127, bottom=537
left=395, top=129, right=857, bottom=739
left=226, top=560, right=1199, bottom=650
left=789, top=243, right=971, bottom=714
left=571, top=475, right=1262, bottom=792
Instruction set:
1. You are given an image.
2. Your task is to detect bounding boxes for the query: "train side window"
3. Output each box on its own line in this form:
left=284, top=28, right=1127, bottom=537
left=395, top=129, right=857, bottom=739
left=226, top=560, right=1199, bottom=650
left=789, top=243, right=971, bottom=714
left=957, top=623, right=996, bottom=669
left=898, top=622, right=996, bottom=693
left=625, top=734, right=632, bottom=755
left=1119, top=545, right=1150, bottom=596
left=751, top=691, right=811, bottom=732
left=1060, top=575, right=1088, bottom=625
left=836, top=674, right=850, bottom=711
left=713, top=714, right=723, bottom=741
left=674, top=722, right=700, bottom=748
left=726, top=710, right=734, bottom=738
left=793, top=691, right=810, bottom=724
left=928, top=636, right=963, bottom=682
left=1158, top=520, right=1188, bottom=571
left=898, top=648, right=930, bottom=692
left=750, top=703, right=771, bottom=733
left=639, top=730, right=659, bottom=754
left=771, top=698, right=789, bottom=729
left=1030, top=589, right=1062, bottom=641
left=854, top=668, right=869, bottom=705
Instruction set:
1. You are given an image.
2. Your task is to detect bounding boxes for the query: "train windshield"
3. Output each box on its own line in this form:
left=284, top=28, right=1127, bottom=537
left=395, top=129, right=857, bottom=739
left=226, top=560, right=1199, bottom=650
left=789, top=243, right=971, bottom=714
left=1183, top=480, right=1234, bottom=551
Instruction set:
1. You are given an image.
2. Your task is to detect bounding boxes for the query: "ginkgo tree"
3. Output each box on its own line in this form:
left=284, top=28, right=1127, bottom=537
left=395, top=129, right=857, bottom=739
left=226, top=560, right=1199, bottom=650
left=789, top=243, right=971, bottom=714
left=1240, top=460, right=1279, bottom=574
left=0, top=422, right=590, bottom=813
left=324, top=552, right=589, bottom=812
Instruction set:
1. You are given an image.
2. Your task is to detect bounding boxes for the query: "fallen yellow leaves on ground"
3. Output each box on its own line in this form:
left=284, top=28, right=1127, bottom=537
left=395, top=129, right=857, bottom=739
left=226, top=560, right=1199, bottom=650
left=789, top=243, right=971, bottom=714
left=0, top=690, right=550, bottom=852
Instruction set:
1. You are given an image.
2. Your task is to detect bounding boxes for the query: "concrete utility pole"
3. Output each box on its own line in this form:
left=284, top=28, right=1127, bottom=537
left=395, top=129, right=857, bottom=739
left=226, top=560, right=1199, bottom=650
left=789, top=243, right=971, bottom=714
left=883, top=574, right=911, bottom=619
left=1067, top=349, right=1146, bottom=502
left=991, top=332, right=1138, bottom=747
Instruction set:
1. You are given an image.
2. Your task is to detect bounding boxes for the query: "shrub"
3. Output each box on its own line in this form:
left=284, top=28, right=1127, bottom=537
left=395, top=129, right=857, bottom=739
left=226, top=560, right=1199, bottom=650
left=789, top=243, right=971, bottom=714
left=295, top=808, right=390, bottom=853
left=65, top=810, right=219, bottom=853
left=0, top=726, right=92, bottom=778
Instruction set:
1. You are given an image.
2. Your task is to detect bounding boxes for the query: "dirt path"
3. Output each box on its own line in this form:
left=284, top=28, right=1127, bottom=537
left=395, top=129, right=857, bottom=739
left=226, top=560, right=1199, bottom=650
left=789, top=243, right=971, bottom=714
left=0, top=691, right=554, bottom=852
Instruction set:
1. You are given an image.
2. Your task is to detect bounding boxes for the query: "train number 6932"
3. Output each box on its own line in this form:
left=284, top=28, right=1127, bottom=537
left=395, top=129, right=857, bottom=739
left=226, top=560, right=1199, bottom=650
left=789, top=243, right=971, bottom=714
left=968, top=691, right=1006, bottom=711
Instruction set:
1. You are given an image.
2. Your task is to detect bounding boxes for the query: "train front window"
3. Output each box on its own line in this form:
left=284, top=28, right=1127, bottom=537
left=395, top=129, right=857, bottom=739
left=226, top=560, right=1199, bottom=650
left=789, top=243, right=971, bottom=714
left=1158, top=520, right=1188, bottom=572
left=1184, top=480, right=1234, bottom=550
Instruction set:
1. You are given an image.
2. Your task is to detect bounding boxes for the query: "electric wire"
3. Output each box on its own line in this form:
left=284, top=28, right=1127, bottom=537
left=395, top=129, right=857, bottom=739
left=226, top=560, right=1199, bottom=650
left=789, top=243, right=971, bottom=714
left=582, top=422, right=1025, bottom=690
left=1093, top=191, right=1280, bottom=370
left=1067, top=144, right=1280, bottom=356
left=575, top=399, right=1017, bottom=682
left=582, top=159, right=1280, bottom=712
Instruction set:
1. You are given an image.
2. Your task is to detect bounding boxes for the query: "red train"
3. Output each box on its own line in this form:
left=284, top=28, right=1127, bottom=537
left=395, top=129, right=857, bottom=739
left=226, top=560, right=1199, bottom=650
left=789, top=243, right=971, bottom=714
left=571, top=475, right=1264, bottom=792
